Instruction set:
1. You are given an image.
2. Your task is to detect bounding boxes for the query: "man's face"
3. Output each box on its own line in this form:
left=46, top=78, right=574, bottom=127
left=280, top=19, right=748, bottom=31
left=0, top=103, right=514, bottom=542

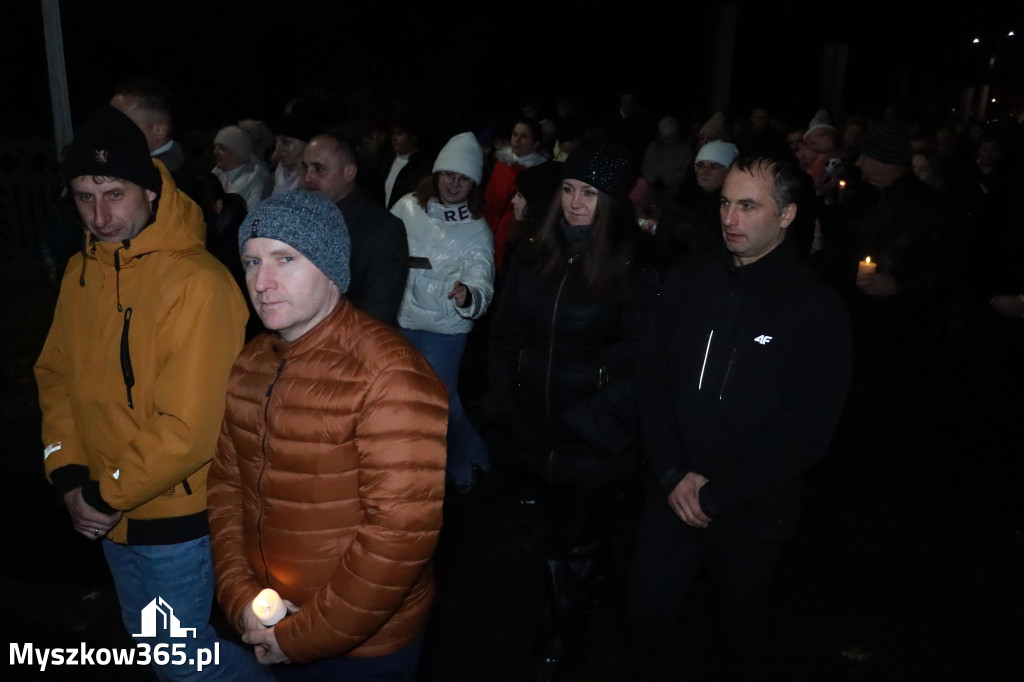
left=719, top=166, right=794, bottom=266
left=977, top=141, right=1001, bottom=170
left=69, top=175, right=156, bottom=243
left=241, top=237, right=340, bottom=342
left=912, top=153, right=937, bottom=187
left=301, top=137, right=356, bottom=203
left=786, top=131, right=805, bottom=154
left=392, top=129, right=417, bottom=156
left=110, top=93, right=167, bottom=152
left=749, top=107, right=769, bottom=132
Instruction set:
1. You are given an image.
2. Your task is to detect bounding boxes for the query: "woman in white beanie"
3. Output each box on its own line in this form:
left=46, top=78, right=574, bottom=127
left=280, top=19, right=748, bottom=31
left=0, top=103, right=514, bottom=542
left=390, top=132, right=496, bottom=494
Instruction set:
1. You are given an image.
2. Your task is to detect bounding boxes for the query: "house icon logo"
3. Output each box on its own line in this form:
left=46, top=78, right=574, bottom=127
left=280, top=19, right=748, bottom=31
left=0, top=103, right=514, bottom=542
left=132, top=597, right=197, bottom=638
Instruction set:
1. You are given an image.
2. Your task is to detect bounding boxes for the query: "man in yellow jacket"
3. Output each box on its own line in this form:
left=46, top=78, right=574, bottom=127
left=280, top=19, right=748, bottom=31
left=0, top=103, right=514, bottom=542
left=34, top=105, right=273, bottom=681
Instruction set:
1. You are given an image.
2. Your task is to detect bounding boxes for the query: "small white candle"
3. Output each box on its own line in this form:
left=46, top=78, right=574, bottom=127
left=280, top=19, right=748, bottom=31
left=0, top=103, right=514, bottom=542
left=251, top=588, right=287, bottom=627
left=857, top=256, right=877, bottom=277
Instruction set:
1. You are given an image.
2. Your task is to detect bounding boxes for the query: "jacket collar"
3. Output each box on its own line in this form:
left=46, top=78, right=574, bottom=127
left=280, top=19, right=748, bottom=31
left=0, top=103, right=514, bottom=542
left=721, top=235, right=800, bottom=287
left=269, top=298, right=352, bottom=359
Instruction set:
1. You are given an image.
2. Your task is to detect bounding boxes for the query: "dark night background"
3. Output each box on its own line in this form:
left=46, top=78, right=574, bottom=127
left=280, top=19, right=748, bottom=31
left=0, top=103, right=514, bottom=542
left=3, top=3, right=1024, bottom=681
left=5, top=1, right=1024, bottom=139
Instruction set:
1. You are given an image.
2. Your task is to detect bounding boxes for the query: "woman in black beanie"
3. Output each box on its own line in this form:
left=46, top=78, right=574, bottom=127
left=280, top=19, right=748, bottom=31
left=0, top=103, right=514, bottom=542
left=481, top=138, right=660, bottom=681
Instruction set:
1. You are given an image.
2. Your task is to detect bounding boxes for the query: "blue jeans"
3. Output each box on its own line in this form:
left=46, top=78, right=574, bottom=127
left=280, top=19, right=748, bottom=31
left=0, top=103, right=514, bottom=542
left=103, top=537, right=276, bottom=682
left=272, top=634, right=424, bottom=681
left=400, top=328, right=490, bottom=486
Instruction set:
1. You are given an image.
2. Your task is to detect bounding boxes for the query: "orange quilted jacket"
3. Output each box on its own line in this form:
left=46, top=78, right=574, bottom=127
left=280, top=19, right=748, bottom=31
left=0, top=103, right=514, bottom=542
left=208, top=299, right=448, bottom=662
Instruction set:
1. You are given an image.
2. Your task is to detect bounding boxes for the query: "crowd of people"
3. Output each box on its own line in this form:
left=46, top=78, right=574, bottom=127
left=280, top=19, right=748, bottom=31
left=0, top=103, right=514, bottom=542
left=31, top=75, right=1024, bottom=682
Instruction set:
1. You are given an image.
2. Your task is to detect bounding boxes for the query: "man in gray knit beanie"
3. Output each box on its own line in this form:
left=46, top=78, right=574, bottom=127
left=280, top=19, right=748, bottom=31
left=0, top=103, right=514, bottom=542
left=211, top=193, right=448, bottom=677
left=239, top=190, right=352, bottom=340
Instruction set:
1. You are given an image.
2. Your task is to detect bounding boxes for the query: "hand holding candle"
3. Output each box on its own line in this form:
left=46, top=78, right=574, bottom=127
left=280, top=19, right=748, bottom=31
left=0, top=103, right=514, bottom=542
left=251, top=588, right=287, bottom=627
left=856, top=256, right=898, bottom=296
left=857, top=256, right=876, bottom=277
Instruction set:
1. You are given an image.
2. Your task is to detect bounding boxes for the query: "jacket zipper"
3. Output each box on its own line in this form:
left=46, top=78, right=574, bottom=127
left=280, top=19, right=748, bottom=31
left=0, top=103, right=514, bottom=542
left=119, top=307, right=135, bottom=409
left=258, top=358, right=287, bottom=584
left=543, top=260, right=571, bottom=415
left=719, top=347, right=737, bottom=400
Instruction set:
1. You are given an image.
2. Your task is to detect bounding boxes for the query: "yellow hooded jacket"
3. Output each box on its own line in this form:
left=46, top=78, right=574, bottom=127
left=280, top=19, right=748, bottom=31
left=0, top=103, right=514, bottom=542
left=35, top=160, right=248, bottom=545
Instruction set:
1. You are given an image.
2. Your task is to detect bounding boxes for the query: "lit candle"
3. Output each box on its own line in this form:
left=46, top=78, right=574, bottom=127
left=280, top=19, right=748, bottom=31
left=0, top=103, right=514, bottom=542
left=251, top=588, right=287, bottom=627
left=857, top=256, right=877, bottom=277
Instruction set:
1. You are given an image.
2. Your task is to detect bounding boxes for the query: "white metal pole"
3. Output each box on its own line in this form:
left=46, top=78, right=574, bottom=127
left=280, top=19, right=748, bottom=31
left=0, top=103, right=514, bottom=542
left=41, top=0, right=72, bottom=151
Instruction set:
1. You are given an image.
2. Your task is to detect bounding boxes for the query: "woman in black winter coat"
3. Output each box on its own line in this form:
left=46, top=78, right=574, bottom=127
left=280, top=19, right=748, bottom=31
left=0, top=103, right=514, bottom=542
left=481, top=138, right=660, bottom=681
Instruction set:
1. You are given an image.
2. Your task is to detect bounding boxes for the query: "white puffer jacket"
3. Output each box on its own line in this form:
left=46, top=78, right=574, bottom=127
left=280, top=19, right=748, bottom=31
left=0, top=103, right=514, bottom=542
left=391, top=194, right=495, bottom=334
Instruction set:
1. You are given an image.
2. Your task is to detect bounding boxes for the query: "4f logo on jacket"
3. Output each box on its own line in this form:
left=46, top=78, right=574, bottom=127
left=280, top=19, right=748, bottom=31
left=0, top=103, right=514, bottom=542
left=754, top=335, right=773, bottom=345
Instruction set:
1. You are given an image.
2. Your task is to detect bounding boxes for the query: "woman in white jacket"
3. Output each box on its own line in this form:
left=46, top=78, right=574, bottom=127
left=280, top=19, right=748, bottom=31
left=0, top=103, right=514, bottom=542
left=391, top=132, right=495, bottom=493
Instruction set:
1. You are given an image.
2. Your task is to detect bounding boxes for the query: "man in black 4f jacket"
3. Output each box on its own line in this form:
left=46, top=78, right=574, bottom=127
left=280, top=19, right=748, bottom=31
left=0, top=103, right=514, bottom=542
left=626, top=149, right=852, bottom=681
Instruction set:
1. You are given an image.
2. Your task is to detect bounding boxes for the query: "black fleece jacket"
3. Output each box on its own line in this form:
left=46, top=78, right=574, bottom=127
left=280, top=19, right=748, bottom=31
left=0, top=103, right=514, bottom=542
left=639, top=238, right=852, bottom=541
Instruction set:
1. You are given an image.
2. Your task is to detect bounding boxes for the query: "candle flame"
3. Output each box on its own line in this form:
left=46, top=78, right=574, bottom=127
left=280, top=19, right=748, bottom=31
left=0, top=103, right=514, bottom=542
left=864, top=257, right=871, bottom=264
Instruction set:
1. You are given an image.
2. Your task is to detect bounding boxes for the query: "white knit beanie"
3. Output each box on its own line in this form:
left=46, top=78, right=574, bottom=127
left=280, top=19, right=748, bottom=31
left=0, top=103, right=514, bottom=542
left=432, top=132, right=483, bottom=184
left=805, top=109, right=835, bottom=137
left=695, top=140, right=739, bottom=169
left=215, top=125, right=254, bottom=160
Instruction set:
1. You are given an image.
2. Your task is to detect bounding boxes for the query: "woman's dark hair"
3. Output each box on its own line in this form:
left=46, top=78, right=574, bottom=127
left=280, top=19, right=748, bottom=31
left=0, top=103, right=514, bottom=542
left=531, top=183, right=643, bottom=297
left=413, top=172, right=485, bottom=219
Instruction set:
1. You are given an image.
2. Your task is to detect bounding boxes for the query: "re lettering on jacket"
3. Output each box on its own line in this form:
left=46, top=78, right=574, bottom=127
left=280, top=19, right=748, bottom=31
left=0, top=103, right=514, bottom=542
left=443, top=204, right=471, bottom=222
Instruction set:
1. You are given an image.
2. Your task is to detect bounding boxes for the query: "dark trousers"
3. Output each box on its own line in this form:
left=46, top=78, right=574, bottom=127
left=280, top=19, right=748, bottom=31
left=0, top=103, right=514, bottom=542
left=626, top=494, right=781, bottom=681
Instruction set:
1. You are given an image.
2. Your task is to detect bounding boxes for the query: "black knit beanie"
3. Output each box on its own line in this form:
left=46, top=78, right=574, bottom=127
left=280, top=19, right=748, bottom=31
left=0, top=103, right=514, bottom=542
left=561, top=137, right=636, bottom=202
left=858, top=122, right=911, bottom=165
left=62, top=106, right=161, bottom=193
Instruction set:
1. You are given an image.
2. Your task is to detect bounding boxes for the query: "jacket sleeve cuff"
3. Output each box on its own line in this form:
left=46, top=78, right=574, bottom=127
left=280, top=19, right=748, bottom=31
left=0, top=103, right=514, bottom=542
left=81, top=479, right=118, bottom=515
left=698, top=483, right=720, bottom=520
left=50, top=464, right=91, bottom=498
left=657, top=466, right=688, bottom=498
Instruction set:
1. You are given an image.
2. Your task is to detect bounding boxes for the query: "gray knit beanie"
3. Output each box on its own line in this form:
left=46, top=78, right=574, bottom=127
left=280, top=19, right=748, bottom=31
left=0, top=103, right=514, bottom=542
left=239, top=190, right=351, bottom=293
